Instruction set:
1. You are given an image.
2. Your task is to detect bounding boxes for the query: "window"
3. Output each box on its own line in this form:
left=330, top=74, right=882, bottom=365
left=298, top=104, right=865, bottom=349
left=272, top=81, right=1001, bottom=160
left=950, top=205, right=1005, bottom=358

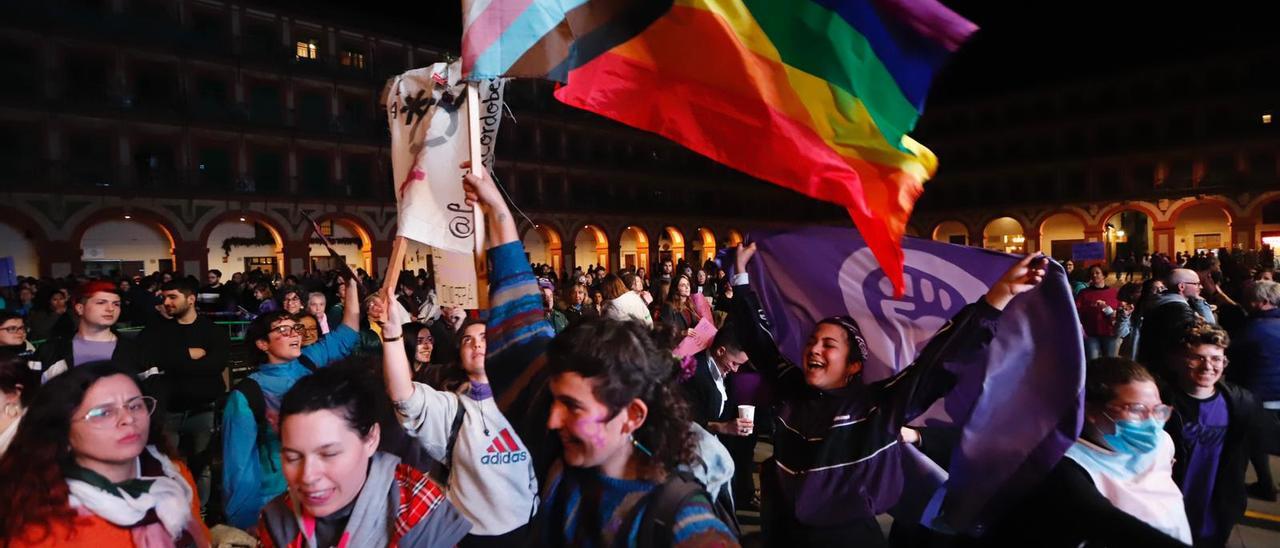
left=340, top=50, right=366, bottom=69
left=296, top=39, right=319, bottom=60
left=196, top=147, right=231, bottom=188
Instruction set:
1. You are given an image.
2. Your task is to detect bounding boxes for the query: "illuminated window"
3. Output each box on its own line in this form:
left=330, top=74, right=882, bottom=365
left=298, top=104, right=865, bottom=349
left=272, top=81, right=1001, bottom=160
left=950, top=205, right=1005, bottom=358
left=340, top=51, right=365, bottom=69
left=1263, top=113, right=1273, bottom=125
left=295, top=39, right=318, bottom=60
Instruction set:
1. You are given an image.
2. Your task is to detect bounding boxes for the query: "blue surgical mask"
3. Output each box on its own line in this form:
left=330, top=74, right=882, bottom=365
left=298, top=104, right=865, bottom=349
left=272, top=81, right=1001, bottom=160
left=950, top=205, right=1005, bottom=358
left=1103, top=415, right=1165, bottom=456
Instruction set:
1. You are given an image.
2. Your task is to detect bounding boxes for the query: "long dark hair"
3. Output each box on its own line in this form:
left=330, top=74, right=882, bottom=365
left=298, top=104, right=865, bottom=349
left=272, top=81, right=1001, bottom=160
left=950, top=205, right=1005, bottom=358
left=0, top=361, right=169, bottom=542
left=546, top=319, right=696, bottom=475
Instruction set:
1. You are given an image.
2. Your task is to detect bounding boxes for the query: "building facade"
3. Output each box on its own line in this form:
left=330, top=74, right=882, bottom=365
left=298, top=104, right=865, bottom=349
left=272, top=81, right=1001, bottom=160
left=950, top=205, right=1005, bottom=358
left=0, top=0, right=839, bottom=280
left=909, top=47, right=1280, bottom=263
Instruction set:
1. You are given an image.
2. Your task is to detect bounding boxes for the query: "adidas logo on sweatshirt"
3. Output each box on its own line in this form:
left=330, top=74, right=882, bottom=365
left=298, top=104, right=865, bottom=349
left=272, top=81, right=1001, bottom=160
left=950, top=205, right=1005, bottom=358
left=480, top=428, right=529, bottom=465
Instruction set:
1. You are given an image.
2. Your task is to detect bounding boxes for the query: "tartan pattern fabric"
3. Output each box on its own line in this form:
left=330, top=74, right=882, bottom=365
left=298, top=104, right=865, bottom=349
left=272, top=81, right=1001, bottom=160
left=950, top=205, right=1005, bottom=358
left=392, top=463, right=448, bottom=545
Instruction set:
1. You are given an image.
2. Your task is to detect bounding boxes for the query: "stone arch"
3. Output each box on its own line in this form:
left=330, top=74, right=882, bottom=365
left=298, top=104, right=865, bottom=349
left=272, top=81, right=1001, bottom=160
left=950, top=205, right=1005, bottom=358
left=659, top=226, right=686, bottom=265
left=1096, top=203, right=1159, bottom=262
left=617, top=225, right=650, bottom=272
left=692, top=227, right=717, bottom=267
left=523, top=221, right=565, bottom=275
left=72, top=207, right=180, bottom=277
left=1248, top=191, right=1280, bottom=250
left=726, top=229, right=745, bottom=247
left=1169, top=199, right=1234, bottom=254
left=0, top=207, right=49, bottom=278
left=312, top=213, right=376, bottom=275
left=199, top=211, right=289, bottom=277
left=1037, top=210, right=1088, bottom=261
left=981, top=216, right=1029, bottom=254
left=573, top=224, right=609, bottom=272
left=931, top=220, right=971, bottom=245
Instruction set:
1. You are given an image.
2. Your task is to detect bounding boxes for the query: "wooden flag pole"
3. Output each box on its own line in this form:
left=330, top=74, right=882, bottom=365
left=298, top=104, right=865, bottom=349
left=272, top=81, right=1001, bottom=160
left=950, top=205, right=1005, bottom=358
left=467, top=81, right=490, bottom=310
left=382, top=235, right=407, bottom=300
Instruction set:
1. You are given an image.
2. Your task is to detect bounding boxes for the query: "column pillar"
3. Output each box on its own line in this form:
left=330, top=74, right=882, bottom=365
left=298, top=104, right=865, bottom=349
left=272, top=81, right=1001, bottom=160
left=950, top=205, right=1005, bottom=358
left=372, top=238, right=393, bottom=280
left=1153, top=224, right=1177, bottom=258
left=1231, top=217, right=1258, bottom=250
left=283, top=240, right=310, bottom=276
left=43, top=240, right=81, bottom=279
left=173, top=240, right=207, bottom=277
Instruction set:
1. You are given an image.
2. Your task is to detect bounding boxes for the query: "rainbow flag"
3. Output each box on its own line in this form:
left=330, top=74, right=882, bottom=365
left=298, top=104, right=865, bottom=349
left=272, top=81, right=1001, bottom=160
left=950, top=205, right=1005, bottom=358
left=461, top=0, right=976, bottom=294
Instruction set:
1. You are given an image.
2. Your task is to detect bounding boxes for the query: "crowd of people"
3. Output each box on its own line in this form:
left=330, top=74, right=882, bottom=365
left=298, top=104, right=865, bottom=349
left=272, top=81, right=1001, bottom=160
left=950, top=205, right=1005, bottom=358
left=0, top=169, right=1277, bottom=547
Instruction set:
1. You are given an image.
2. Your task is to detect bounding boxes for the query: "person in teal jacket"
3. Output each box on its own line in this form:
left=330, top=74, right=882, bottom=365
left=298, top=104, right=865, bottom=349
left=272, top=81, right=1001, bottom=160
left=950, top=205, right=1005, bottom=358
left=220, top=277, right=362, bottom=528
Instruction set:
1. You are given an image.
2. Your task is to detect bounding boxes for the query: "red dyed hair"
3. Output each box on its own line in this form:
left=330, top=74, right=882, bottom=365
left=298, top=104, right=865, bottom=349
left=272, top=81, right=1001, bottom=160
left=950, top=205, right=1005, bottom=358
left=74, top=280, right=119, bottom=305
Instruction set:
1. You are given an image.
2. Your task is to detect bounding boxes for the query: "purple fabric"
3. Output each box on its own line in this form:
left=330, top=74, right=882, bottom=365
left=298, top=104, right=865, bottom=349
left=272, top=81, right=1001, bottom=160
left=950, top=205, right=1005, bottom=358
left=745, top=226, right=1084, bottom=533
left=1181, top=392, right=1228, bottom=539
left=468, top=382, right=493, bottom=401
left=73, top=337, right=116, bottom=365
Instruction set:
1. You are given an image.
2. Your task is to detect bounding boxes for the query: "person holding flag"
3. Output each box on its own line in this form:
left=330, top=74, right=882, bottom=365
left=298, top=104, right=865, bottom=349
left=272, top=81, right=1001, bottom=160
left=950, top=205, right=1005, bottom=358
left=728, top=243, right=1046, bottom=545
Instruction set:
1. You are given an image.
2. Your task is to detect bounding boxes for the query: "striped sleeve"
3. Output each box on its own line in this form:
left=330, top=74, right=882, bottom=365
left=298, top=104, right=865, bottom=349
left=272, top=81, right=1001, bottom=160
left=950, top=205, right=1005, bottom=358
left=669, top=494, right=739, bottom=547
left=485, top=241, right=555, bottom=408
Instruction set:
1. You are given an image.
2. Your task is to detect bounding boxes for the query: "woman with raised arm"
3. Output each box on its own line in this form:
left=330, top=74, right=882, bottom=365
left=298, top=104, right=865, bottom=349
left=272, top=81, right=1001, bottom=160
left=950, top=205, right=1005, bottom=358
left=380, top=161, right=542, bottom=547
left=728, top=243, right=1046, bottom=546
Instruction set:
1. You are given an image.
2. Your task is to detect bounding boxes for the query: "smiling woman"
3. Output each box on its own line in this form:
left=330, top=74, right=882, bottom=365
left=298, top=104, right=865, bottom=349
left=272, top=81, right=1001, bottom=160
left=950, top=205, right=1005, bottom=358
left=259, top=366, right=470, bottom=547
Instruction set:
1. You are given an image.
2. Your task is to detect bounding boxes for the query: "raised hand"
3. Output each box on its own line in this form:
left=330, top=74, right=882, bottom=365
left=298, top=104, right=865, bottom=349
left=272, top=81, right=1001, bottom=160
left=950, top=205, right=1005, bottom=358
left=984, top=253, right=1047, bottom=311
left=735, top=243, right=757, bottom=275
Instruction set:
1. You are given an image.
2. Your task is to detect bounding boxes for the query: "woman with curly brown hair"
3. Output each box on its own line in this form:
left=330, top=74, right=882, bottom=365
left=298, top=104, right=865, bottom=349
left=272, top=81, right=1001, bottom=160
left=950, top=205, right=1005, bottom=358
left=537, top=319, right=738, bottom=547
left=0, top=361, right=208, bottom=547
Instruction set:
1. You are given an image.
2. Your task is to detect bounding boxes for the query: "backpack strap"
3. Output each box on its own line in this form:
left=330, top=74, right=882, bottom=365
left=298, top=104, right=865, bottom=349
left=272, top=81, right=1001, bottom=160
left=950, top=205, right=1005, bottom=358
left=233, top=378, right=267, bottom=428
left=298, top=353, right=319, bottom=372
left=438, top=398, right=467, bottom=484
left=635, top=474, right=704, bottom=548
left=231, top=378, right=276, bottom=471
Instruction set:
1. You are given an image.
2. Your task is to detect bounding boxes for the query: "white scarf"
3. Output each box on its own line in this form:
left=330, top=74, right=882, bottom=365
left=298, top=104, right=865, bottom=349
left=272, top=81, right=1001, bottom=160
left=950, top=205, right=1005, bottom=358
left=1065, top=435, right=1192, bottom=544
left=66, top=446, right=204, bottom=546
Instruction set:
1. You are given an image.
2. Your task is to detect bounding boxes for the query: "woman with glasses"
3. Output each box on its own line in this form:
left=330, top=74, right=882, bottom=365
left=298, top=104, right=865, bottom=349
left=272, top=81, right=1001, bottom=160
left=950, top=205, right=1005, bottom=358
left=0, top=361, right=209, bottom=546
left=1164, top=322, right=1277, bottom=548
left=986, top=357, right=1190, bottom=546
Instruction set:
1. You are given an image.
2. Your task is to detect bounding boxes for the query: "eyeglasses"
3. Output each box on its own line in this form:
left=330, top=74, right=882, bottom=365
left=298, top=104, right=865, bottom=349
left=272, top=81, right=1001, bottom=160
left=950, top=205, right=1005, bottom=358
left=1107, top=402, right=1173, bottom=422
left=1185, top=354, right=1229, bottom=368
left=417, top=336, right=434, bottom=345
left=78, top=396, right=157, bottom=428
left=0, top=325, right=28, bottom=334
left=270, top=324, right=303, bottom=337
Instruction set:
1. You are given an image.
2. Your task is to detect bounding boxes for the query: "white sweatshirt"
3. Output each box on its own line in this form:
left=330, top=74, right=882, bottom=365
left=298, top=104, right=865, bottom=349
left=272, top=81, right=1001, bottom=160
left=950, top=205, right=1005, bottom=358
left=399, top=381, right=538, bottom=536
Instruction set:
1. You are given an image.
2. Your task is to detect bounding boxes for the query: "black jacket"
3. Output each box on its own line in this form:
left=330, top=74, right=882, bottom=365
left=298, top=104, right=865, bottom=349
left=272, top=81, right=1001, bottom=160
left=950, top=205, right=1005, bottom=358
left=1163, top=381, right=1277, bottom=538
left=683, top=353, right=731, bottom=427
left=33, top=332, right=143, bottom=374
left=137, top=316, right=231, bottom=411
left=983, top=457, right=1188, bottom=547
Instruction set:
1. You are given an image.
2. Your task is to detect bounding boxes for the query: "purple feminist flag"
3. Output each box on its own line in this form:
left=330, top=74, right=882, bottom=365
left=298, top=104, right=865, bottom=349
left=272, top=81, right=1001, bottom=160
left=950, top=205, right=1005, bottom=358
left=745, top=226, right=1084, bottom=533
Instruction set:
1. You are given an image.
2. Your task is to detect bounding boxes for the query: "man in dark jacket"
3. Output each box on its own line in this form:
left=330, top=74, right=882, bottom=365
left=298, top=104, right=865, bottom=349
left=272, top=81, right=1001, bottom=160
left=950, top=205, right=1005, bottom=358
left=33, top=280, right=143, bottom=381
left=138, top=277, right=231, bottom=510
left=1139, top=268, right=1216, bottom=373
left=1230, top=280, right=1280, bottom=501
left=682, top=327, right=755, bottom=509
left=1163, top=321, right=1279, bottom=547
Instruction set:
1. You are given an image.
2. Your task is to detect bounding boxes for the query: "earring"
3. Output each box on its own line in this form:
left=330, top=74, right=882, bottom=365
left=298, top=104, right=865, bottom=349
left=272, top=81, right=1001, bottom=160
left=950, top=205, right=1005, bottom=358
left=630, top=434, right=653, bottom=458
left=2, top=403, right=17, bottom=418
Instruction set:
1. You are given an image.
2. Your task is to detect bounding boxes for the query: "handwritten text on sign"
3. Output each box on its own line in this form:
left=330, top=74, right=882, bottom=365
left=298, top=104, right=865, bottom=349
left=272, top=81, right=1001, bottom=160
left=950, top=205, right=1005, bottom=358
left=385, top=61, right=505, bottom=254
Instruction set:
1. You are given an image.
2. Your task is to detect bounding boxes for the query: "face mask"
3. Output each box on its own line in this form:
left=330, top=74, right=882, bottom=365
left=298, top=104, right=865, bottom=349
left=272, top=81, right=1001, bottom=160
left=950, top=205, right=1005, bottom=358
left=1102, top=415, right=1164, bottom=456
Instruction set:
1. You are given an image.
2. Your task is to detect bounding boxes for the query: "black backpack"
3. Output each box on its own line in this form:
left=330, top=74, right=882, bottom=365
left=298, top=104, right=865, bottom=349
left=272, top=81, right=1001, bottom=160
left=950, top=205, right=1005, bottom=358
left=228, top=354, right=320, bottom=472
left=634, top=470, right=742, bottom=545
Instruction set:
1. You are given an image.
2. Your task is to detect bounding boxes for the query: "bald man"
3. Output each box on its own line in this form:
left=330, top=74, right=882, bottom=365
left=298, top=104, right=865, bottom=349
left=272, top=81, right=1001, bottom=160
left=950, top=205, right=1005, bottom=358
left=1138, top=268, right=1217, bottom=372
